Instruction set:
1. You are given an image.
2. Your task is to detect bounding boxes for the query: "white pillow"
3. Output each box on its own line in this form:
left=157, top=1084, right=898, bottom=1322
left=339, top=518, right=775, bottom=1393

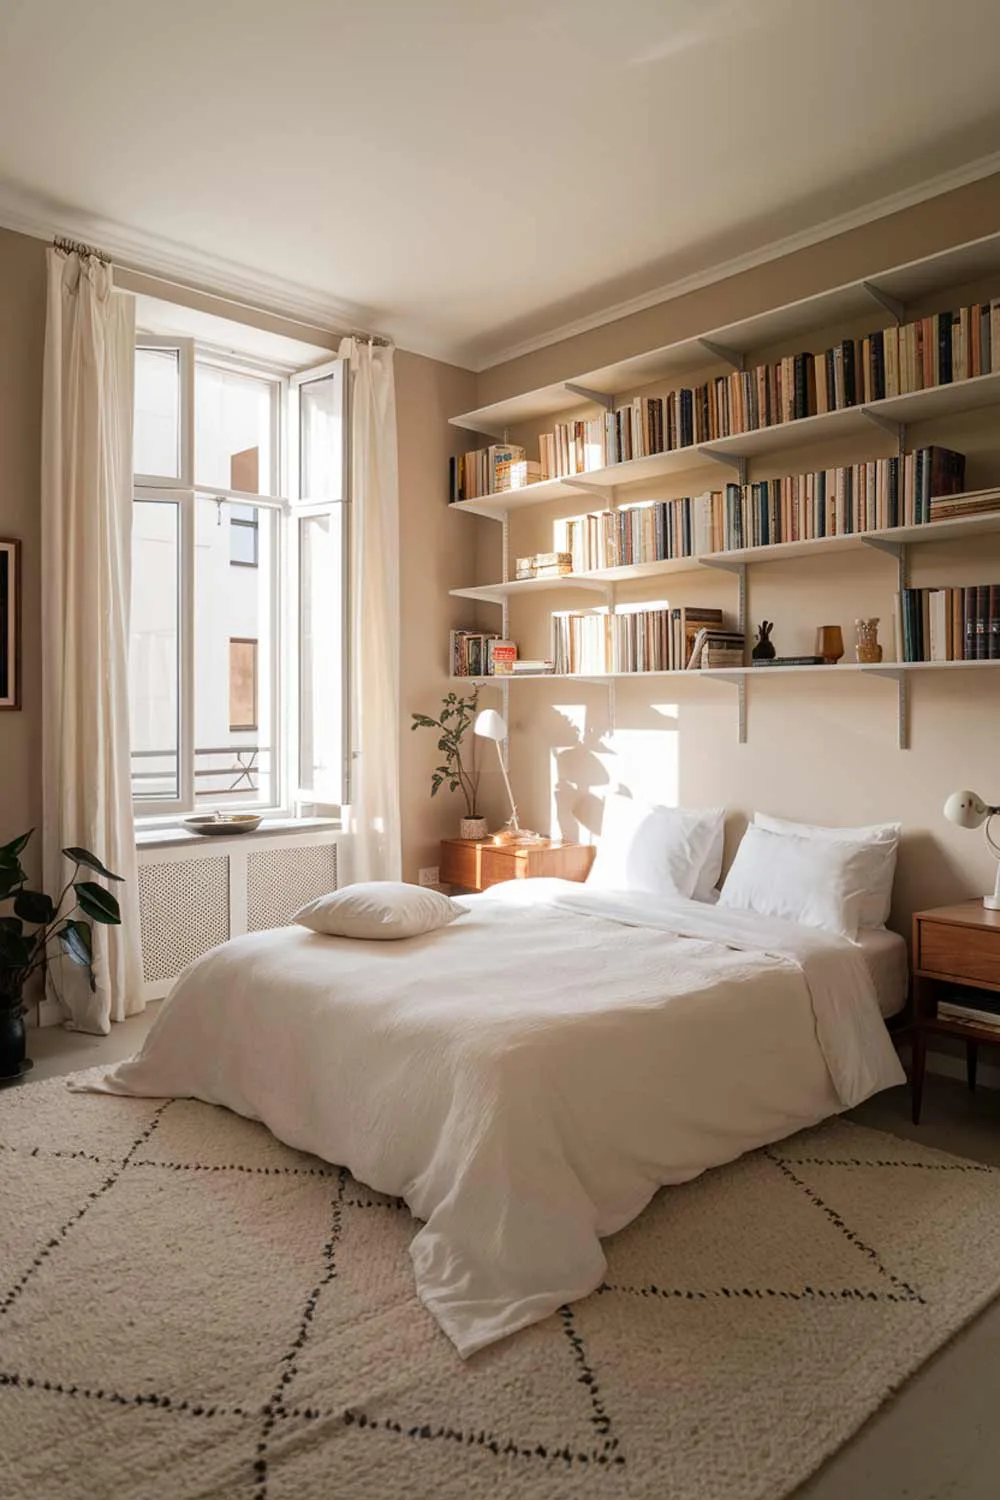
left=588, top=795, right=725, bottom=901
left=753, top=812, right=900, bottom=927
left=294, top=882, right=467, bottom=941
left=717, top=824, right=879, bottom=941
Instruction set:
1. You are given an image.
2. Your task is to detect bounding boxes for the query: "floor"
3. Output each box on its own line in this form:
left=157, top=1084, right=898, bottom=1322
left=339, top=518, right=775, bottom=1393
left=17, top=1019, right=1000, bottom=1500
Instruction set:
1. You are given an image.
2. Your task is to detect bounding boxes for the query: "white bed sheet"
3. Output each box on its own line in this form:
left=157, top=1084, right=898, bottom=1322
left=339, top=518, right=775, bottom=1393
left=79, top=880, right=905, bottom=1357
left=857, top=926, right=909, bottom=1018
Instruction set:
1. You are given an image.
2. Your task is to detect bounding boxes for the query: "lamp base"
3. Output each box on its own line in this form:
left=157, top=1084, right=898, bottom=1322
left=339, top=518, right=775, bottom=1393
left=491, top=828, right=547, bottom=848
left=984, top=895, right=1000, bottom=910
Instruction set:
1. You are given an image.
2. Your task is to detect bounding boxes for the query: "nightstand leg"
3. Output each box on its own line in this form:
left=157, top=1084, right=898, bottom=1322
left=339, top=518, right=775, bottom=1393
left=911, top=1028, right=927, bottom=1125
left=967, top=1041, right=979, bottom=1093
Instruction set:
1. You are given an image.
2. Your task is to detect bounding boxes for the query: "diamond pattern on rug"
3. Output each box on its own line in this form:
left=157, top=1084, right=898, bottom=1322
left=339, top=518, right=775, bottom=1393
left=3, top=1077, right=1000, bottom=1500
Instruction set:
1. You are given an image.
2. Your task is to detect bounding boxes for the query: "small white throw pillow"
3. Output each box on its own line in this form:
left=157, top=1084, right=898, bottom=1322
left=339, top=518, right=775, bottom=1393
left=294, top=882, right=467, bottom=941
left=753, top=812, right=900, bottom=928
left=588, top=795, right=726, bottom=901
left=718, top=824, right=876, bottom=941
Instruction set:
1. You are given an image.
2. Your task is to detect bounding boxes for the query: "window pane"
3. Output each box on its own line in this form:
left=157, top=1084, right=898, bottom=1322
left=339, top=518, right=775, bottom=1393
left=196, top=364, right=275, bottom=495
left=299, top=510, right=344, bottom=799
left=195, top=498, right=275, bottom=807
left=229, top=519, right=258, bottom=567
left=130, top=501, right=179, bottom=799
left=300, top=367, right=344, bottom=501
left=134, top=347, right=180, bottom=478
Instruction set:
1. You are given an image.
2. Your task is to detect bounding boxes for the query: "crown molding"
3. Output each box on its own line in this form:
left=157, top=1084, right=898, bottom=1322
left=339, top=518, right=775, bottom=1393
left=0, top=178, right=389, bottom=341
left=471, top=149, right=1000, bottom=373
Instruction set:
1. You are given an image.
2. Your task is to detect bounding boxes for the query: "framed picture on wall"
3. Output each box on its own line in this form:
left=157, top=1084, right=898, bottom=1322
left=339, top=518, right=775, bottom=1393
left=0, top=539, right=20, bottom=710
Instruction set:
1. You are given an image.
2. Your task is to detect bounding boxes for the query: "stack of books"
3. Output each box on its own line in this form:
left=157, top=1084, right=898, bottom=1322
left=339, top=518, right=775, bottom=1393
left=939, top=992, right=1000, bottom=1030
left=497, top=298, right=1000, bottom=487
left=895, top=587, right=1000, bottom=661
left=449, top=444, right=527, bottom=502
left=450, top=630, right=514, bottom=676
left=551, top=605, right=736, bottom=674
left=551, top=448, right=967, bottom=571
left=929, top=487, right=1000, bottom=523
left=511, top=658, right=554, bottom=676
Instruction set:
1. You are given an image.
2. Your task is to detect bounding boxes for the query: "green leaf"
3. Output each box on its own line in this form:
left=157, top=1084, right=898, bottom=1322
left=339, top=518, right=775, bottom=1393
left=57, top=920, right=95, bottom=987
left=74, top=882, right=121, bottom=926
left=13, top=889, right=55, bottom=925
left=0, top=830, right=33, bottom=865
left=0, top=865, right=25, bottom=901
left=62, top=847, right=123, bottom=883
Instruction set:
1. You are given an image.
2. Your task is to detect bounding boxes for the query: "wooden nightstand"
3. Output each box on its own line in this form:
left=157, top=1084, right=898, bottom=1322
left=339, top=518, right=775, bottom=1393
left=439, top=838, right=595, bottom=893
left=911, top=901, right=1000, bottom=1123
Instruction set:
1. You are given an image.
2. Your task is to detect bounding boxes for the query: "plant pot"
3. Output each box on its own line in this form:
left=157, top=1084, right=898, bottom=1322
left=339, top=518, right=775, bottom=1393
left=459, top=817, right=489, bottom=841
left=0, top=1004, right=28, bottom=1082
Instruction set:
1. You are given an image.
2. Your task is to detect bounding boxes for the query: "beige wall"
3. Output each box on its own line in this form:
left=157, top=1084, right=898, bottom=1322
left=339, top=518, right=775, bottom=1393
left=0, top=228, right=46, bottom=867
left=464, top=173, right=1000, bottom=936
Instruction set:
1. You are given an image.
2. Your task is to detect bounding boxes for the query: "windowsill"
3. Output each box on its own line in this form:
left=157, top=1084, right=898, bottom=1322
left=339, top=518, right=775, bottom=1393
left=135, top=815, right=343, bottom=851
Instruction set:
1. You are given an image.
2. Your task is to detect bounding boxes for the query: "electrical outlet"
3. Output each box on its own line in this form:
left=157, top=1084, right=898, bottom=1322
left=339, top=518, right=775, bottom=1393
left=418, top=866, right=440, bottom=888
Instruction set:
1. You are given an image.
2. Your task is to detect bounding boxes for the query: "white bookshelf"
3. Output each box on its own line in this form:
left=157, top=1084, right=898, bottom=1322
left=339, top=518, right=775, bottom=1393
left=448, top=232, right=1000, bottom=748
left=451, top=231, right=1000, bottom=437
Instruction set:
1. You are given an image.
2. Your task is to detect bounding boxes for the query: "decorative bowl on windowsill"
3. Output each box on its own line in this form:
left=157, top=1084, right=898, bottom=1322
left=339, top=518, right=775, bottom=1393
left=183, top=814, right=263, bottom=837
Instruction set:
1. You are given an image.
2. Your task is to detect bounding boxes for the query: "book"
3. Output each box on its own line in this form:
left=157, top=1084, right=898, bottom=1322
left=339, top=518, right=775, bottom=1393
left=489, top=641, right=517, bottom=675
left=751, top=655, right=824, bottom=666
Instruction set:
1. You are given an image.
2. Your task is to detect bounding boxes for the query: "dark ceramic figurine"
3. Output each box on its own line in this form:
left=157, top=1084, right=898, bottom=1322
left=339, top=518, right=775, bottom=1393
left=752, top=620, right=776, bottom=661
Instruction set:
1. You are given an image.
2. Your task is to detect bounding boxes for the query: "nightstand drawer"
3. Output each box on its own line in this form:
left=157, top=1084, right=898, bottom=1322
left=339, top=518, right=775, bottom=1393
left=918, top=921, right=1000, bottom=986
left=479, top=847, right=517, bottom=888
left=439, top=841, right=480, bottom=889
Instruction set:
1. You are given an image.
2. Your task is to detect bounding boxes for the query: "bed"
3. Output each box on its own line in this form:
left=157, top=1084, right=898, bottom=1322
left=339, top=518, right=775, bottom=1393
left=83, top=878, right=906, bottom=1356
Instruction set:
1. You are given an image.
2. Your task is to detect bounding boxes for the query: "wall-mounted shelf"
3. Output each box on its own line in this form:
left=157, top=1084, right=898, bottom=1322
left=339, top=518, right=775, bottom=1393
left=451, top=231, right=1000, bottom=437
left=450, top=372, right=1000, bottom=518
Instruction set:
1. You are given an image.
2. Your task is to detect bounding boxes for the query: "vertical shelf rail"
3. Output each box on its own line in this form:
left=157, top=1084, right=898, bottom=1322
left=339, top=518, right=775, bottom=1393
left=859, top=536, right=910, bottom=748
left=700, top=558, right=748, bottom=743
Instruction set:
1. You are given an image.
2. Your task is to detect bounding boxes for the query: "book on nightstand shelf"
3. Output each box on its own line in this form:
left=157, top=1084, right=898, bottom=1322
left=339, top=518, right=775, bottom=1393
left=939, top=993, right=1000, bottom=1030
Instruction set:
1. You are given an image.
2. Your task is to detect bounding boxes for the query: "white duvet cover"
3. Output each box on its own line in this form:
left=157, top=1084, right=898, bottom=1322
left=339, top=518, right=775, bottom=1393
left=81, top=880, right=905, bottom=1356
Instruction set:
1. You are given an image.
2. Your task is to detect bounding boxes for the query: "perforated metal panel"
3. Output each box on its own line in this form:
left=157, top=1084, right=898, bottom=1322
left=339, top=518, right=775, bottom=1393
left=138, top=856, right=230, bottom=984
left=247, top=844, right=339, bottom=932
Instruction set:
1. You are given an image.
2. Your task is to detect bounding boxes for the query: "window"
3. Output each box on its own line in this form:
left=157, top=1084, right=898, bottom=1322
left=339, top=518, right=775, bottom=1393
left=229, top=503, right=259, bottom=568
left=128, top=339, right=348, bottom=819
left=228, top=639, right=258, bottom=731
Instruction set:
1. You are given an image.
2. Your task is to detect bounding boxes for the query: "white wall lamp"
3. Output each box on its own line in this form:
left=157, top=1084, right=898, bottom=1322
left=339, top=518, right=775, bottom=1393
left=944, top=790, right=1000, bottom=909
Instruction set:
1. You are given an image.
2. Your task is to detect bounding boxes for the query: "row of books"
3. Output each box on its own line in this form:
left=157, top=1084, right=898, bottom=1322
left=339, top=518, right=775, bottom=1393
left=450, top=631, right=505, bottom=677
left=522, top=302, right=1000, bottom=481
left=552, top=448, right=969, bottom=571
left=551, top=605, right=740, bottom=675
left=449, top=444, right=541, bottom=503
left=939, top=993, right=1000, bottom=1030
left=895, top=587, right=1000, bottom=662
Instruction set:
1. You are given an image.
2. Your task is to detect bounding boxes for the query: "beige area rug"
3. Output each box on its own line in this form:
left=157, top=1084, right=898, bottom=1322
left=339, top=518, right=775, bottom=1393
left=3, top=1076, right=1000, bottom=1500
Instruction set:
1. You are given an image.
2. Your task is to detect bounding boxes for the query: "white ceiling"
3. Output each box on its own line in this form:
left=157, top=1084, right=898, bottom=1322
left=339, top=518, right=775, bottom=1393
left=2, top=0, right=1000, bottom=369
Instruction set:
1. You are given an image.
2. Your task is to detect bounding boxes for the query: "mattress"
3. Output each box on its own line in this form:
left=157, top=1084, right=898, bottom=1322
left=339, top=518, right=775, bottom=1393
left=858, top=926, right=908, bottom=1018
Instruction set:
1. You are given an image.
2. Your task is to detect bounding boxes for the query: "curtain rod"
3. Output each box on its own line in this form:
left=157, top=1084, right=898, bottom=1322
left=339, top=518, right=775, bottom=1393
left=53, top=234, right=111, bottom=265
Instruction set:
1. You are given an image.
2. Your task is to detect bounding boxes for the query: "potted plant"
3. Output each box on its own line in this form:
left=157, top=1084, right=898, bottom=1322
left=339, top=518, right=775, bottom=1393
left=410, top=689, right=488, bottom=839
left=0, top=830, right=124, bottom=1082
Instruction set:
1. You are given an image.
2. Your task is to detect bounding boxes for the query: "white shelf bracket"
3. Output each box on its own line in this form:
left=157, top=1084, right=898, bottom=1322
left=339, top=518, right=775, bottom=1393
left=563, top=477, right=617, bottom=507
left=862, top=280, right=905, bottom=325
left=704, top=670, right=748, bottom=744
left=564, top=382, right=614, bottom=411
left=864, top=665, right=909, bottom=749
left=699, top=338, right=745, bottom=372
left=860, top=409, right=903, bottom=448
left=700, top=449, right=748, bottom=485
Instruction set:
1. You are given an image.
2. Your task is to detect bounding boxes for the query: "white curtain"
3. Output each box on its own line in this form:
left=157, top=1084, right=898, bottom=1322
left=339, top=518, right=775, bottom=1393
left=339, top=338, right=401, bottom=883
left=41, top=248, right=142, bottom=1033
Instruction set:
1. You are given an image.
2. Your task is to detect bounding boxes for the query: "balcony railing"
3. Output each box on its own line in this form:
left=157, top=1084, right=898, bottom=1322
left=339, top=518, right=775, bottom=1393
left=131, top=745, right=270, bottom=802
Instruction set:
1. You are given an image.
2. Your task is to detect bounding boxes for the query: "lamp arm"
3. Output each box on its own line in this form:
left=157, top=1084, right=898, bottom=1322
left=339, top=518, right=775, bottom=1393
left=494, top=740, right=520, bottom=833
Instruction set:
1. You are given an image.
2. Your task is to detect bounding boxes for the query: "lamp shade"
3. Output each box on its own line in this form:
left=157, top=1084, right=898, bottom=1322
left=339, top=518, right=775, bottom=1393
left=474, top=709, right=508, bottom=742
left=944, top=789, right=994, bottom=829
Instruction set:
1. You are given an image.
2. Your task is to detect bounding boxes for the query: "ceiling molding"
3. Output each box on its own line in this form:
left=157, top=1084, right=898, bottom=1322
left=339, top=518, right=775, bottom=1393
left=0, top=178, right=388, bottom=342
left=471, top=148, right=1000, bottom=372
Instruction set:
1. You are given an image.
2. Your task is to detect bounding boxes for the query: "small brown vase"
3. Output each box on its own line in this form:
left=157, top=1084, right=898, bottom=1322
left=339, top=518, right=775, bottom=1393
left=816, top=625, right=845, bottom=664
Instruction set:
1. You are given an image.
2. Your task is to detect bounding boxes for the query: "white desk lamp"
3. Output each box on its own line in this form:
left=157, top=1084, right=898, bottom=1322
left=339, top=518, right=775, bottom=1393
left=473, top=709, right=543, bottom=846
left=944, top=790, right=1000, bottom=909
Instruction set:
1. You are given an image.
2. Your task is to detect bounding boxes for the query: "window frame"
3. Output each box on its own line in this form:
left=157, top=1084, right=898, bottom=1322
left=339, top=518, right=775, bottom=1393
left=131, top=338, right=349, bottom=825
left=288, top=358, right=352, bottom=812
